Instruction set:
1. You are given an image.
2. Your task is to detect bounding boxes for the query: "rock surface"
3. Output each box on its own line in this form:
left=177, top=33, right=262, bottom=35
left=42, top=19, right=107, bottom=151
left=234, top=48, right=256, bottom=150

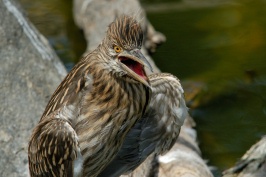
left=0, top=0, right=67, bottom=176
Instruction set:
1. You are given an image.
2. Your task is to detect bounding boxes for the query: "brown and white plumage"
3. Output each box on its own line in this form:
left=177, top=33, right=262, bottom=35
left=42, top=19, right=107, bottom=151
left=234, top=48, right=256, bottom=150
left=98, top=73, right=188, bottom=177
left=28, top=16, right=152, bottom=177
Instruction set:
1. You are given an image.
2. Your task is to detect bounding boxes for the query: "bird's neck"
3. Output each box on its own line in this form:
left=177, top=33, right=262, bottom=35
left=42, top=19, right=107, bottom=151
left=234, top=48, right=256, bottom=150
left=78, top=61, right=148, bottom=123
left=76, top=52, right=149, bottom=139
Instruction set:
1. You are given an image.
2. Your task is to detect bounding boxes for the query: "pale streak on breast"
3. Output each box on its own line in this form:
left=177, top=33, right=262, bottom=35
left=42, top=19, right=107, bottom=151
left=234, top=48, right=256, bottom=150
left=60, top=87, right=69, bottom=104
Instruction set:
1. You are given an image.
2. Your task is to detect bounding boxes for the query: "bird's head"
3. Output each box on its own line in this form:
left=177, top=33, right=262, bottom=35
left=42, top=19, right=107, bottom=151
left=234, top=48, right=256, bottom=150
left=101, top=16, right=152, bottom=87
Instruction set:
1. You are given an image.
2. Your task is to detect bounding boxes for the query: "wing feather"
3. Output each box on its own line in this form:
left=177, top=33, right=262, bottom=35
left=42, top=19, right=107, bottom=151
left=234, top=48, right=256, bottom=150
left=41, top=59, right=90, bottom=119
left=28, top=111, right=79, bottom=177
left=29, top=56, right=95, bottom=176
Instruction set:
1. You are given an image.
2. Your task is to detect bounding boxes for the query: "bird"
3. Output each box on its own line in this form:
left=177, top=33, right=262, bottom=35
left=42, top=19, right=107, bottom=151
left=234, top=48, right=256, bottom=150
left=98, top=73, right=188, bottom=177
left=28, top=16, right=153, bottom=177
left=223, top=136, right=266, bottom=177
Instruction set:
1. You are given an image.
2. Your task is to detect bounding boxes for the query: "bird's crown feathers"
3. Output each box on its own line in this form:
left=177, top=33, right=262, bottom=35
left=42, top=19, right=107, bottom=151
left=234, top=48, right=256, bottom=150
left=107, top=16, right=143, bottom=50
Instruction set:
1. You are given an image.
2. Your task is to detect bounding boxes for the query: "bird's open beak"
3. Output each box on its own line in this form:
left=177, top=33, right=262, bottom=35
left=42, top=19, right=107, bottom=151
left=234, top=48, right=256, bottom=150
left=118, top=49, right=153, bottom=86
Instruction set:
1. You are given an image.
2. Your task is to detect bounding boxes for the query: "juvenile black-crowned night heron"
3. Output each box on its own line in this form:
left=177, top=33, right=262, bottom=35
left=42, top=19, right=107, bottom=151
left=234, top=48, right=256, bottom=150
left=28, top=16, right=152, bottom=177
left=28, top=15, right=188, bottom=177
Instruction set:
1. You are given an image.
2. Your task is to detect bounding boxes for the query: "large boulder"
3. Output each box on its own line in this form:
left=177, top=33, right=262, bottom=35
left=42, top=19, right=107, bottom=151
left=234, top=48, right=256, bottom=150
left=0, top=0, right=67, bottom=176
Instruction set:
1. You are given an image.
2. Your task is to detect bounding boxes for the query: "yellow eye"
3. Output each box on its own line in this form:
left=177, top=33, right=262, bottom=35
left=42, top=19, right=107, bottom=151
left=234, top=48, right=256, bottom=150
left=114, top=46, right=122, bottom=53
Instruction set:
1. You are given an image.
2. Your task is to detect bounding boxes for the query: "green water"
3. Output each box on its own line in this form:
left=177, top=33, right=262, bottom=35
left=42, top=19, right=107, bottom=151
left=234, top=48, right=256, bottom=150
left=19, top=0, right=266, bottom=176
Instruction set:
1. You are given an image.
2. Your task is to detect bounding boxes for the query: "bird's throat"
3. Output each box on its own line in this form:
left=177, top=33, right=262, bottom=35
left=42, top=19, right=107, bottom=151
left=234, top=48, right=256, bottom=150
left=119, top=57, right=147, bottom=80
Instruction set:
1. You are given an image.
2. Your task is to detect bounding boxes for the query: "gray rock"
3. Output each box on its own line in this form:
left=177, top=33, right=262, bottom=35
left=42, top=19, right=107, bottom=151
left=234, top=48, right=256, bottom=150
left=0, top=0, right=67, bottom=176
